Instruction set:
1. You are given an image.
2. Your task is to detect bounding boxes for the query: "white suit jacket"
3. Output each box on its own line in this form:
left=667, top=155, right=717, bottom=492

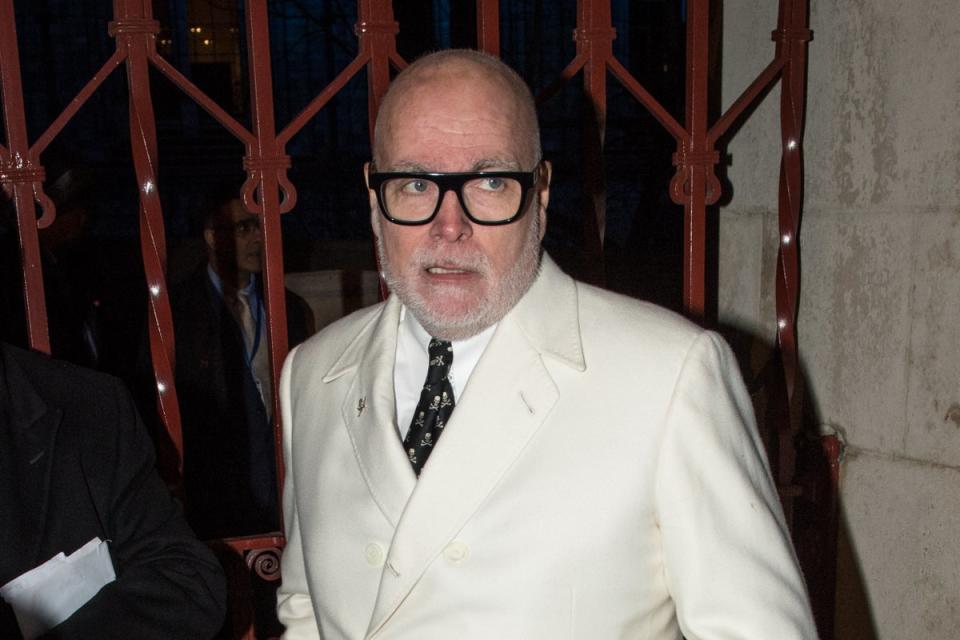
left=277, top=254, right=818, bottom=639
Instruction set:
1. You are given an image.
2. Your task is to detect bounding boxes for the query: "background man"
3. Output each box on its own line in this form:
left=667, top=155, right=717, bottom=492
left=0, top=342, right=225, bottom=639
left=169, top=186, right=312, bottom=539
left=277, top=50, right=817, bottom=639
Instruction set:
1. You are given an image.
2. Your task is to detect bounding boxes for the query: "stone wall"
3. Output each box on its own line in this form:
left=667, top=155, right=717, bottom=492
left=720, top=2, right=960, bottom=637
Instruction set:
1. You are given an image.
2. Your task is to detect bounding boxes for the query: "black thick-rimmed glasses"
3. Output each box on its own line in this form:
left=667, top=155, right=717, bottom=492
left=368, top=164, right=541, bottom=226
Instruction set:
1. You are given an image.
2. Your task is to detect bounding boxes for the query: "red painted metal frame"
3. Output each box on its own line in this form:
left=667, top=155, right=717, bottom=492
left=111, top=0, right=185, bottom=484
left=476, top=0, right=500, bottom=55
left=552, top=0, right=804, bottom=320
left=0, top=0, right=52, bottom=354
left=0, top=0, right=826, bottom=637
left=773, top=0, right=813, bottom=511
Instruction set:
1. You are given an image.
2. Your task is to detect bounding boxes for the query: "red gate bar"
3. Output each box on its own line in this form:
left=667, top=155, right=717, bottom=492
left=476, top=0, right=500, bottom=55
left=242, top=0, right=293, bottom=541
left=357, top=0, right=402, bottom=147
left=0, top=0, right=51, bottom=354
left=574, top=0, right=615, bottom=286
left=773, top=0, right=813, bottom=512
left=679, top=0, right=714, bottom=319
left=110, top=0, right=186, bottom=479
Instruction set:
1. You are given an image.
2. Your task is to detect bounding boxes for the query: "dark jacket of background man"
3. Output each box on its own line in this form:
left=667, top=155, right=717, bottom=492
left=0, top=343, right=226, bottom=639
left=170, top=265, right=311, bottom=539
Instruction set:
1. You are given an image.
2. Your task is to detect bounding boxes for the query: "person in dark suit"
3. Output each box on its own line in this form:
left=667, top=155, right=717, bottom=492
left=0, top=342, right=226, bottom=639
left=170, top=188, right=312, bottom=540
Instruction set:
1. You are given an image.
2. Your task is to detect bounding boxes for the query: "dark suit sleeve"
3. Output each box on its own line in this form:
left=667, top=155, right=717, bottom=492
left=42, top=377, right=226, bottom=640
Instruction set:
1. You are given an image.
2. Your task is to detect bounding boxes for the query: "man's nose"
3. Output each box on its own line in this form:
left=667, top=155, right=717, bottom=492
left=430, top=189, right=472, bottom=241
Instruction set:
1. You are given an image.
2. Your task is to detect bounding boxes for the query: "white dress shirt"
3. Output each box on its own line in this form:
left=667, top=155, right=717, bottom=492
left=393, top=307, right=496, bottom=439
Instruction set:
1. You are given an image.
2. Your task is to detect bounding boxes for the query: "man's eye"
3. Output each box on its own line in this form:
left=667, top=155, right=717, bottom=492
left=402, top=179, right=430, bottom=194
left=480, top=177, right=505, bottom=191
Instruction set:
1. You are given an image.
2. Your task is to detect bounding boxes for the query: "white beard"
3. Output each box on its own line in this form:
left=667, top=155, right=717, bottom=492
left=376, top=214, right=542, bottom=341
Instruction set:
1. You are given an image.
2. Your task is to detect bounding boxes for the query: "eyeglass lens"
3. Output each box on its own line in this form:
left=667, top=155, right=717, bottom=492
left=382, top=176, right=523, bottom=222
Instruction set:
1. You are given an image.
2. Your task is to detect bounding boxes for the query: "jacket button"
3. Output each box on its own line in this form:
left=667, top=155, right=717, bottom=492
left=364, top=543, right=385, bottom=567
left=443, top=541, right=469, bottom=565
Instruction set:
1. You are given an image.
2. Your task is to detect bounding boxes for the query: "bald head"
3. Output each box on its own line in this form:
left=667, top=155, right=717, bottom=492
left=372, top=49, right=541, bottom=170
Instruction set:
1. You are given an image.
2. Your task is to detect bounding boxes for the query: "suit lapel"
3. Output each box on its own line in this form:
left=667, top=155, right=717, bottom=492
left=0, top=348, right=63, bottom=565
left=367, top=257, right=581, bottom=634
left=332, top=297, right=416, bottom=528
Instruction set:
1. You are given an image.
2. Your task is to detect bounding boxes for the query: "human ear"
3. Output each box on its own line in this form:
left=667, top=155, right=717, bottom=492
left=536, top=160, right=551, bottom=239
left=203, top=227, right=217, bottom=252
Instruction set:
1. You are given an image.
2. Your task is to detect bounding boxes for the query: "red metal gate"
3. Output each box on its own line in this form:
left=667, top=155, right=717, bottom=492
left=0, top=1, right=837, bottom=637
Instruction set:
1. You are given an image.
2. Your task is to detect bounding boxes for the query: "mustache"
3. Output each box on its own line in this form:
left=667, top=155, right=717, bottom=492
left=409, top=245, right=491, bottom=272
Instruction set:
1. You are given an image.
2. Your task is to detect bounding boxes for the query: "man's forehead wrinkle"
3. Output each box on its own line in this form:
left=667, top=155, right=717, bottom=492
left=384, top=117, right=522, bottom=170
left=383, top=157, right=520, bottom=173
left=382, top=109, right=523, bottom=165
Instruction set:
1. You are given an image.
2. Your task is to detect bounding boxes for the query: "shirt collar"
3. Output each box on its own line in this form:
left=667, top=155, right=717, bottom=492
left=206, top=263, right=257, bottom=300
left=398, top=305, right=497, bottom=396
left=399, top=306, right=497, bottom=353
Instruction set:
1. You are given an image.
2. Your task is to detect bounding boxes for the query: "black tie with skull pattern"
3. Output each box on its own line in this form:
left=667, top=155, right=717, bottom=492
left=403, top=338, right=455, bottom=475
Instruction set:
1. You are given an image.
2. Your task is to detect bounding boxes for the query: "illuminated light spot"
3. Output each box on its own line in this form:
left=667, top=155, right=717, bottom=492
left=143, top=179, right=154, bottom=195
left=149, top=284, right=161, bottom=297
left=157, top=381, right=167, bottom=394
left=202, top=39, right=211, bottom=46
left=782, top=233, right=792, bottom=245
left=777, top=318, right=787, bottom=329
left=787, top=139, right=798, bottom=150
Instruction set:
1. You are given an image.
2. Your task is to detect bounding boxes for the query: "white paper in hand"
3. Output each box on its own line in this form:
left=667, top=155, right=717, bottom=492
left=0, top=537, right=116, bottom=639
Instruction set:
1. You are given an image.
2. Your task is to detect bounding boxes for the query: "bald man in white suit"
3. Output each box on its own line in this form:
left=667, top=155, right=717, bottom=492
left=276, top=49, right=818, bottom=640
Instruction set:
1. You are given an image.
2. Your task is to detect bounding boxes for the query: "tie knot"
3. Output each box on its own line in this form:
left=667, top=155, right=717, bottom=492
left=231, top=289, right=250, bottom=310
left=426, top=338, right=453, bottom=382
left=428, top=338, right=452, bottom=361
left=428, top=338, right=451, bottom=356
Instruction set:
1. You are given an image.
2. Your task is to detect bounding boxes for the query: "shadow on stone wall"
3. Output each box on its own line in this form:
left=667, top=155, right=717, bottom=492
left=719, top=321, right=880, bottom=640
left=833, top=507, right=880, bottom=640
